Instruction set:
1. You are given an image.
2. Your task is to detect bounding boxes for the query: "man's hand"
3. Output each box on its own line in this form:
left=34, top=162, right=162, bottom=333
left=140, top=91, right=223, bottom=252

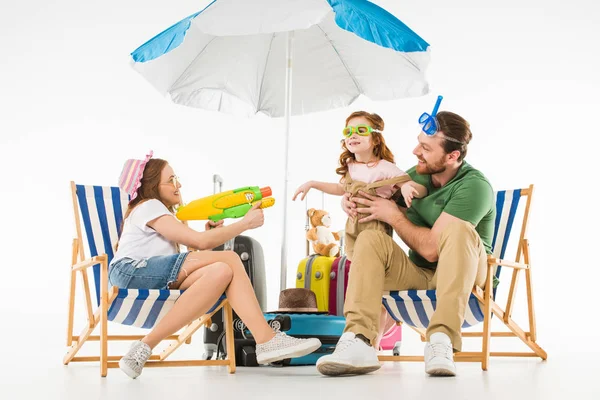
left=353, top=190, right=401, bottom=224
left=341, top=192, right=357, bottom=219
left=205, top=219, right=225, bottom=230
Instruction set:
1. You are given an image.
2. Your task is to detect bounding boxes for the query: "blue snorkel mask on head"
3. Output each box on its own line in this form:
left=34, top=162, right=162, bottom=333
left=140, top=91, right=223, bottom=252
left=418, top=95, right=466, bottom=144
left=419, top=95, right=443, bottom=135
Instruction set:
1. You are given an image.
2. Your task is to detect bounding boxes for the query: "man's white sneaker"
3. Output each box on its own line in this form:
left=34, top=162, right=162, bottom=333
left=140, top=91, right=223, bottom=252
left=316, top=332, right=381, bottom=376
left=424, top=332, right=456, bottom=376
left=255, top=331, right=321, bottom=365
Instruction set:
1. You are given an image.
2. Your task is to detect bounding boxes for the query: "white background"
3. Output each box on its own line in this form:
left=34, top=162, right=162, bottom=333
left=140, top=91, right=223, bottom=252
left=1, top=0, right=599, bottom=392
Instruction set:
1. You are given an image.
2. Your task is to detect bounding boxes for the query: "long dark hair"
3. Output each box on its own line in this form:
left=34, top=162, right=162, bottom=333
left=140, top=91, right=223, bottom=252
left=116, top=158, right=177, bottom=250
left=122, top=158, right=175, bottom=220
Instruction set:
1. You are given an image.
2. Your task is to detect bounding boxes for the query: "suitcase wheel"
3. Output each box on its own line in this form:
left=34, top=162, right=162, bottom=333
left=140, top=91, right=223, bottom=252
left=393, top=342, right=401, bottom=356
left=270, top=319, right=282, bottom=332
left=269, top=360, right=285, bottom=367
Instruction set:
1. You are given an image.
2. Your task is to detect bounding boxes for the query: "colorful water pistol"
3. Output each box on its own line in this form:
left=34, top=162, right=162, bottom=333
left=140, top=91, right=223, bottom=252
left=176, top=186, right=275, bottom=222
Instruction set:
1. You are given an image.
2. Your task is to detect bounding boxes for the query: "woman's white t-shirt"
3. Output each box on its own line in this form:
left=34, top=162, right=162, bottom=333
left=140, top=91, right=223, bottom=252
left=112, top=199, right=178, bottom=264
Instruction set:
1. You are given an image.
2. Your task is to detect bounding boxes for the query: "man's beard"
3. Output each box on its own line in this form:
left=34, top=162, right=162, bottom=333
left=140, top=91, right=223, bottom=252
left=416, top=157, right=446, bottom=175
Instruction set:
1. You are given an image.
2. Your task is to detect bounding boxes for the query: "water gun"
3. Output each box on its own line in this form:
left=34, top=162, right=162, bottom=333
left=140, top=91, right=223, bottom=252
left=176, top=186, right=275, bottom=222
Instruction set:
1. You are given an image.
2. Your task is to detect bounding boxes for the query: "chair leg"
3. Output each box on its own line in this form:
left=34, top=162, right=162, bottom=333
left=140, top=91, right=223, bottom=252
left=481, top=266, right=493, bottom=371
left=63, top=308, right=101, bottom=364
left=481, top=297, right=492, bottom=370
left=523, top=240, right=538, bottom=342
left=223, top=301, right=236, bottom=374
left=100, top=259, right=108, bottom=377
left=67, top=241, right=78, bottom=347
left=160, top=316, right=212, bottom=361
left=66, top=272, right=77, bottom=349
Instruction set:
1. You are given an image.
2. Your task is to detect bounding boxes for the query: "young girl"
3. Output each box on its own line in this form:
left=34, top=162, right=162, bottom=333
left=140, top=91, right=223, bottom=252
left=111, top=151, right=321, bottom=379
left=292, top=111, right=427, bottom=262
left=292, top=112, right=427, bottom=350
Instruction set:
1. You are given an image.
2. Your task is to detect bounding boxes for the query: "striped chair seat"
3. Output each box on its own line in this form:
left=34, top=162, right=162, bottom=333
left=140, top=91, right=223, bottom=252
left=383, top=290, right=484, bottom=329
left=107, top=289, right=226, bottom=329
left=76, top=184, right=225, bottom=330
left=382, top=189, right=522, bottom=329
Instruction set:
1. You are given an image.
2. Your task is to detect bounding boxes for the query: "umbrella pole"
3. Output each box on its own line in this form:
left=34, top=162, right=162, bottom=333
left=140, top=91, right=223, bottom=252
left=280, top=31, right=294, bottom=293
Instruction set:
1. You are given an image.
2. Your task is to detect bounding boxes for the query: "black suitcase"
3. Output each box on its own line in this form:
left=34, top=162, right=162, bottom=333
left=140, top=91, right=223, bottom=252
left=202, top=175, right=267, bottom=362
left=231, top=313, right=346, bottom=366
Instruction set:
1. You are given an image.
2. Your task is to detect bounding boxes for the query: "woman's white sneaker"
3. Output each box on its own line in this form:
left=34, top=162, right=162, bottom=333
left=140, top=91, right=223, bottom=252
left=316, top=332, right=381, bottom=376
left=119, top=340, right=152, bottom=379
left=255, top=332, right=321, bottom=364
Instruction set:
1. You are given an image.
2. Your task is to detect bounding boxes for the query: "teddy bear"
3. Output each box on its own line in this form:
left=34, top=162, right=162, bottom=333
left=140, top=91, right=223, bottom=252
left=306, top=208, right=341, bottom=258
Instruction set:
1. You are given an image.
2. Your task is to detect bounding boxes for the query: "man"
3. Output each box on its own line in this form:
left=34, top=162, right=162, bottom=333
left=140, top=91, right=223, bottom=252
left=316, top=109, right=495, bottom=377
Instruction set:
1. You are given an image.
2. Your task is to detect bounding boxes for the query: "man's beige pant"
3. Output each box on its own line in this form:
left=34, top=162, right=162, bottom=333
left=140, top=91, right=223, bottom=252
left=343, top=220, right=488, bottom=351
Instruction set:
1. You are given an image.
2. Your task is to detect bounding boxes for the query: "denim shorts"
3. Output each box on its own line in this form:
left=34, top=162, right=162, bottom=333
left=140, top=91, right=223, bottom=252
left=108, top=253, right=190, bottom=290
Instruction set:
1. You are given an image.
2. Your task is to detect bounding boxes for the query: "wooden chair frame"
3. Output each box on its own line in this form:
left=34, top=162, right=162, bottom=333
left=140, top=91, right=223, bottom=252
left=63, top=181, right=237, bottom=376
left=378, top=184, right=548, bottom=370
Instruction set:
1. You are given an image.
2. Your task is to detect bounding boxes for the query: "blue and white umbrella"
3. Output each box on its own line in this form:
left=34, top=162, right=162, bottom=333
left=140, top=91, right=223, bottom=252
left=130, top=0, right=431, bottom=290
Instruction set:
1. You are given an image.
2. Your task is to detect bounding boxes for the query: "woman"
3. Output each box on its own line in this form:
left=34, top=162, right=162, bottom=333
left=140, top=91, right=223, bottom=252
left=111, top=151, right=321, bottom=379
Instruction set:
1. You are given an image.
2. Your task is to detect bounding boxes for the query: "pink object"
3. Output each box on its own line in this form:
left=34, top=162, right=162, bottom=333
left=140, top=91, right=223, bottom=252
left=328, top=255, right=351, bottom=316
left=380, top=324, right=402, bottom=351
left=347, top=160, right=408, bottom=199
left=118, top=150, right=153, bottom=200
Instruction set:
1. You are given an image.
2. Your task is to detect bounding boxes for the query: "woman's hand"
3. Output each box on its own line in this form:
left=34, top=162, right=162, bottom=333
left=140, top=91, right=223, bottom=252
left=205, top=219, right=224, bottom=231
left=241, top=202, right=265, bottom=230
left=292, top=181, right=313, bottom=201
left=342, top=192, right=357, bottom=219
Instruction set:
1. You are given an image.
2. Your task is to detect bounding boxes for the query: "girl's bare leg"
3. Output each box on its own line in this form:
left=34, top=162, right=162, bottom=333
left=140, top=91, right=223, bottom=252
left=142, top=261, right=232, bottom=349
left=217, top=251, right=274, bottom=344
left=143, top=251, right=273, bottom=348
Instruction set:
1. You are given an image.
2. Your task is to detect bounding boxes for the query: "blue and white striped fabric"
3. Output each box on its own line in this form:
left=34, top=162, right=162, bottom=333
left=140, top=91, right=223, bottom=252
left=76, top=184, right=129, bottom=304
left=383, top=189, right=522, bottom=329
left=75, top=184, right=225, bottom=329
left=108, top=289, right=225, bottom=329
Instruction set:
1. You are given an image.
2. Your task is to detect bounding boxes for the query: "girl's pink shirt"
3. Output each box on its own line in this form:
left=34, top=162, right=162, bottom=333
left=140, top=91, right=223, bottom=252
left=347, top=160, right=407, bottom=199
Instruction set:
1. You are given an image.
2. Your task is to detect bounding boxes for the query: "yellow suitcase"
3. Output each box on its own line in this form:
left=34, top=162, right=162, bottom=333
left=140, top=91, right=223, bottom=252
left=296, top=255, right=335, bottom=312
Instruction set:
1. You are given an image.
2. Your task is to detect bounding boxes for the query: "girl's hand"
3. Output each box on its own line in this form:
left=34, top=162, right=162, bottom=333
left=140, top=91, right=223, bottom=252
left=292, top=181, right=313, bottom=201
left=205, top=219, right=224, bottom=231
left=401, top=184, right=419, bottom=208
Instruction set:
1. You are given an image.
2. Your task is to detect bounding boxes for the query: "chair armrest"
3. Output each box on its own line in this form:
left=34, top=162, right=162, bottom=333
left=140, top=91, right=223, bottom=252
left=487, top=256, right=529, bottom=270
left=72, top=255, right=107, bottom=271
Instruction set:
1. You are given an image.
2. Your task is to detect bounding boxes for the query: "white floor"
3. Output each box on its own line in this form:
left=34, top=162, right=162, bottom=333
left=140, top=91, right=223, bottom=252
left=2, top=314, right=597, bottom=400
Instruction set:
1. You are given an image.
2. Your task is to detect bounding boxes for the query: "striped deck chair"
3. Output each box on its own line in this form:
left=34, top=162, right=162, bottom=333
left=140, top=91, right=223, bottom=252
left=379, top=184, right=548, bottom=370
left=63, top=182, right=237, bottom=376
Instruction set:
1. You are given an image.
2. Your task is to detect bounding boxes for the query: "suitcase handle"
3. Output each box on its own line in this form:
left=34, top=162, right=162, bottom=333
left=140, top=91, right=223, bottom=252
left=304, top=191, right=326, bottom=256
left=213, top=174, right=224, bottom=194
left=213, top=174, right=234, bottom=250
